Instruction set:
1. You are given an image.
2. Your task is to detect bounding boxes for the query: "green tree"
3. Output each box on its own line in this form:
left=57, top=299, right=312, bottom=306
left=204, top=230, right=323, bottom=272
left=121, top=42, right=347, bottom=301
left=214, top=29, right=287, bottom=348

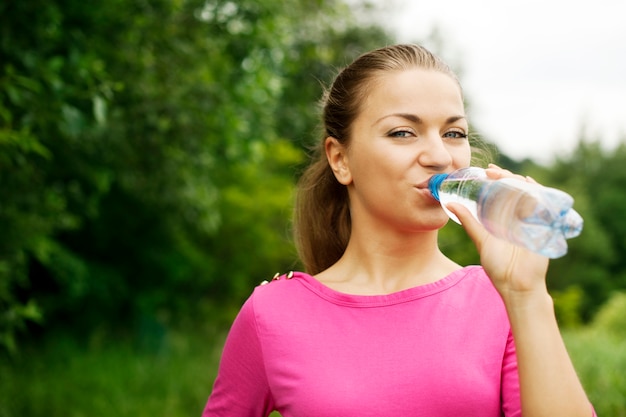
left=0, top=0, right=395, bottom=349
left=544, top=139, right=624, bottom=321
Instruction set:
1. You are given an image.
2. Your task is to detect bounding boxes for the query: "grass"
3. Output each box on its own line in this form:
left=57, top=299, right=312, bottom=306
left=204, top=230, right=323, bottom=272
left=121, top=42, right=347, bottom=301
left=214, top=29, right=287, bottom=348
left=0, top=326, right=225, bottom=417
left=0, top=325, right=623, bottom=416
left=563, top=328, right=626, bottom=416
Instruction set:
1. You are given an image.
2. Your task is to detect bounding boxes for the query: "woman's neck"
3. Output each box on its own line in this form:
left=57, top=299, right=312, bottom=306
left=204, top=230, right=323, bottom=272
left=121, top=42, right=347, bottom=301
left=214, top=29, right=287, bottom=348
left=315, top=229, right=461, bottom=295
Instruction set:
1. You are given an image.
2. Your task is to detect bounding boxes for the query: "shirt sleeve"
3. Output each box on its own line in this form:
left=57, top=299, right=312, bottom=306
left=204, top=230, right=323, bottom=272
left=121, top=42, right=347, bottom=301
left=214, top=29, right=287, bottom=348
left=202, top=295, right=275, bottom=417
left=501, top=329, right=522, bottom=417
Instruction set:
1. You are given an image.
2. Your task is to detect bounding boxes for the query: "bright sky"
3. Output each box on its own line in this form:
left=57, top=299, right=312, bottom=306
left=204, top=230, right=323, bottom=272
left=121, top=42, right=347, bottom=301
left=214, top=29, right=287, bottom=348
left=376, top=0, right=626, bottom=163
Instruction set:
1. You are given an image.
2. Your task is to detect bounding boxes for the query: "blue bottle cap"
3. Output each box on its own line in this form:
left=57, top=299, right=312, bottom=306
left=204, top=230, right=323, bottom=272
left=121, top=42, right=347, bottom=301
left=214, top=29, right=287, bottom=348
left=428, top=173, right=449, bottom=202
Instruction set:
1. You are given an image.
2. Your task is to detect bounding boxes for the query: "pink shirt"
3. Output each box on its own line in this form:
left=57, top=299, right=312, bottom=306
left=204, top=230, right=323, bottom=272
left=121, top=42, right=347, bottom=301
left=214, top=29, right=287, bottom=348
left=203, top=266, right=527, bottom=416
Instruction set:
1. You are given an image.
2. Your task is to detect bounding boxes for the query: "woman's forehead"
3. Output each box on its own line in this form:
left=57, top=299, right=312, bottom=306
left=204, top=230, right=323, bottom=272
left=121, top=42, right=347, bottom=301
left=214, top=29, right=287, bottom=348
left=360, top=69, right=465, bottom=115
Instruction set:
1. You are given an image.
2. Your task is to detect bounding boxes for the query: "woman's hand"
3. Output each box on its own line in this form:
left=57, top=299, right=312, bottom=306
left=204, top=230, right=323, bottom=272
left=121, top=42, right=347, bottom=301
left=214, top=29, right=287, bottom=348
left=448, top=164, right=594, bottom=417
left=445, top=164, right=550, bottom=302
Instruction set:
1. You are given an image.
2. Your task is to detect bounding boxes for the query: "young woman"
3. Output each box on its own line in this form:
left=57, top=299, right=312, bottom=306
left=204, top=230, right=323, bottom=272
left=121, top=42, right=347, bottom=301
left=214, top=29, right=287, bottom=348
left=202, top=44, right=595, bottom=417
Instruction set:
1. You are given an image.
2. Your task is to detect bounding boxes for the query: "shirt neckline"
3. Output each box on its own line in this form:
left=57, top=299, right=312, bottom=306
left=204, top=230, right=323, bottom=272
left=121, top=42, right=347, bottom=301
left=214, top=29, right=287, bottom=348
left=291, top=265, right=479, bottom=308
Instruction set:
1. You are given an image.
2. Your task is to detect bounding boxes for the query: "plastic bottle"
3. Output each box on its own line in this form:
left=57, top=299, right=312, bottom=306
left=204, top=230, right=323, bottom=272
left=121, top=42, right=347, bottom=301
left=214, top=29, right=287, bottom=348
left=428, top=167, right=583, bottom=258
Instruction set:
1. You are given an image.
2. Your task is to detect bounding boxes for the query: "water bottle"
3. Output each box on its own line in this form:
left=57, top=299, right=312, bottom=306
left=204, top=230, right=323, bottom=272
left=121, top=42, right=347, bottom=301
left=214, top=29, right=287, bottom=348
left=428, top=167, right=583, bottom=258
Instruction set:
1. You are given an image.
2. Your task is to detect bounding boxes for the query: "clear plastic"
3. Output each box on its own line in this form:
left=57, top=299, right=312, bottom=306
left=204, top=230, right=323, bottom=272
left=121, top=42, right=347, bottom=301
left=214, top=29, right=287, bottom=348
left=428, top=167, right=583, bottom=258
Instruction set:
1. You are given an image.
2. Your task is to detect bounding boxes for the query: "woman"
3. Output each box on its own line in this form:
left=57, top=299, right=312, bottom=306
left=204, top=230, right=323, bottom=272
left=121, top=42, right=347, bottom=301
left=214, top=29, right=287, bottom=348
left=203, top=44, right=595, bottom=416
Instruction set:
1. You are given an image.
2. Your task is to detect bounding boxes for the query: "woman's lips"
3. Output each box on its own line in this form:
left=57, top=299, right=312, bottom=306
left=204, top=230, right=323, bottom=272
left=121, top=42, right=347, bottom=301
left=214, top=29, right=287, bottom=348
left=415, top=178, right=432, bottom=190
left=415, top=178, right=439, bottom=203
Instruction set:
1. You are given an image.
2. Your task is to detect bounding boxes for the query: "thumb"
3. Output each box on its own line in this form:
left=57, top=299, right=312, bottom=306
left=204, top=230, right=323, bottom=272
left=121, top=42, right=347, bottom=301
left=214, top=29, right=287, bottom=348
left=445, top=202, right=489, bottom=252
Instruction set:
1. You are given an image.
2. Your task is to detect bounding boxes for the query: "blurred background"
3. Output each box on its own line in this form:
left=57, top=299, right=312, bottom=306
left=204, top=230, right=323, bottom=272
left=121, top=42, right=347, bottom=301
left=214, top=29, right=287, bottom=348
left=385, top=0, right=626, bottom=163
left=1, top=0, right=625, bottom=416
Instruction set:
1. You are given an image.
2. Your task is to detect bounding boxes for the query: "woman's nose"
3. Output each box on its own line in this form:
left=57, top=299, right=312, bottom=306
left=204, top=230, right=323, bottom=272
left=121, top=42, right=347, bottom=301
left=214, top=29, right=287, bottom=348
left=417, top=133, right=453, bottom=169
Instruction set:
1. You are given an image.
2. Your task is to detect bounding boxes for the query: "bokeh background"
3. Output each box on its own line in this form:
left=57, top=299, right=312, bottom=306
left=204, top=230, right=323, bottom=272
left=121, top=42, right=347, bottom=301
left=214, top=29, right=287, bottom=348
left=383, top=0, right=626, bottom=163
left=1, top=1, right=625, bottom=416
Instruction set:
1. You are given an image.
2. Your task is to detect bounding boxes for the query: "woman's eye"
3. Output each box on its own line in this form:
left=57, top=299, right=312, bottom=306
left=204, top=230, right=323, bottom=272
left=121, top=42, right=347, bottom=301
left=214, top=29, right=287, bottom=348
left=388, top=129, right=415, bottom=138
left=443, top=131, right=468, bottom=139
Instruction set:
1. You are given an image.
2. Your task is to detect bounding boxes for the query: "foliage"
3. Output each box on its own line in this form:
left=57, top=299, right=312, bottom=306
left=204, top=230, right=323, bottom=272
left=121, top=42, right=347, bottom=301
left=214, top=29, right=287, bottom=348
left=540, top=138, right=626, bottom=321
left=0, top=323, right=623, bottom=417
left=3, top=0, right=626, bottom=355
left=0, top=328, right=223, bottom=417
left=552, top=285, right=585, bottom=328
left=591, top=291, right=626, bottom=339
left=563, top=325, right=626, bottom=416
left=3, top=0, right=625, bottom=414
left=0, top=0, right=394, bottom=351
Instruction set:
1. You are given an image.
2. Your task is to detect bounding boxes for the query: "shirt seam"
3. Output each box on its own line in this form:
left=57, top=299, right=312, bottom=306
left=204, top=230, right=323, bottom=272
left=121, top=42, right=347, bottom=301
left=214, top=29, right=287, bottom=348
left=294, top=266, right=480, bottom=308
left=250, top=293, right=277, bottom=413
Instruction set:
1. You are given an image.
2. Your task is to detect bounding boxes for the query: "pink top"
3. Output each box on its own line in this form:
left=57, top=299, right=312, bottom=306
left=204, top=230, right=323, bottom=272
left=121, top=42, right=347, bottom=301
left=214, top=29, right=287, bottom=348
left=202, top=266, right=592, bottom=416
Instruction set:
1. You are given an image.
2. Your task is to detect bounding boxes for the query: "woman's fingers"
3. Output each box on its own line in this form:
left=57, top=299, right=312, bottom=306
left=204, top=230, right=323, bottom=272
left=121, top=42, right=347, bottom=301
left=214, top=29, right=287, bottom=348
left=445, top=202, right=489, bottom=252
left=486, top=164, right=537, bottom=184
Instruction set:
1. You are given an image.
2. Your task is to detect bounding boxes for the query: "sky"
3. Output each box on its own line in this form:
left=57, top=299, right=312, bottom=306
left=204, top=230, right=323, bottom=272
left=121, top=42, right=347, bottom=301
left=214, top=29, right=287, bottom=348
left=373, top=0, right=626, bottom=163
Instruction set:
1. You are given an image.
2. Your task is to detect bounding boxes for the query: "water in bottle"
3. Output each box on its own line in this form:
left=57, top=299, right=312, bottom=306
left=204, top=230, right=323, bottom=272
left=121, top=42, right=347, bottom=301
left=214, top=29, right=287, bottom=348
left=428, top=167, right=583, bottom=258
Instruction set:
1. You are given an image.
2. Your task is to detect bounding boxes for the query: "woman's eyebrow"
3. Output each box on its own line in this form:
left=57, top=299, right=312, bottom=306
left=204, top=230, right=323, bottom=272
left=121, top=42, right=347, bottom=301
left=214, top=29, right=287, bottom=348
left=445, top=115, right=467, bottom=124
left=373, top=113, right=466, bottom=126
left=373, top=113, right=421, bottom=126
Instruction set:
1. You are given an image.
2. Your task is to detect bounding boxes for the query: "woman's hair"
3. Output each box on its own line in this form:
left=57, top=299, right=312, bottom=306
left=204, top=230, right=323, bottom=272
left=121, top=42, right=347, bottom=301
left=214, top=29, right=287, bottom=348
left=293, top=44, right=467, bottom=275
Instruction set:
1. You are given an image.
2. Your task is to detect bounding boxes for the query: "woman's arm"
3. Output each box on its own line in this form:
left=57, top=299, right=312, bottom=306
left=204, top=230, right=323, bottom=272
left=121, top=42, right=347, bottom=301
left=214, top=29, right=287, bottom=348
left=447, top=165, right=594, bottom=417
left=503, top=287, right=593, bottom=417
left=202, top=296, right=275, bottom=417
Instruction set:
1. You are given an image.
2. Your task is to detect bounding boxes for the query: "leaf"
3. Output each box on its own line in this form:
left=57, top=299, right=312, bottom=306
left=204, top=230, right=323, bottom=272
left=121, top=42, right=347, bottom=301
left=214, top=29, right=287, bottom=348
left=92, top=95, right=107, bottom=126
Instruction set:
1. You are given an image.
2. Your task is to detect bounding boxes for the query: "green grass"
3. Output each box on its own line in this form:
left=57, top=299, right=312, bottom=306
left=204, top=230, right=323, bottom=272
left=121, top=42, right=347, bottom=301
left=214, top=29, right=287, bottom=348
left=0, top=325, right=623, bottom=416
left=563, top=328, right=626, bottom=417
left=0, top=326, right=225, bottom=417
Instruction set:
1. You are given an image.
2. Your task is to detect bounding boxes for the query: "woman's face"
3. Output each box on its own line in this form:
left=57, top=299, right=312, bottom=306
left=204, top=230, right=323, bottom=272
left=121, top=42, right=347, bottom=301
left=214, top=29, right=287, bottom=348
left=327, top=68, right=471, bottom=233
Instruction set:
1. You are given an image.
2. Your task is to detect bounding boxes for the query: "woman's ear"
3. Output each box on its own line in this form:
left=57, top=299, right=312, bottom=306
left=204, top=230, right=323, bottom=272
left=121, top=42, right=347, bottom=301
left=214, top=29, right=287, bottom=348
left=325, top=136, right=352, bottom=185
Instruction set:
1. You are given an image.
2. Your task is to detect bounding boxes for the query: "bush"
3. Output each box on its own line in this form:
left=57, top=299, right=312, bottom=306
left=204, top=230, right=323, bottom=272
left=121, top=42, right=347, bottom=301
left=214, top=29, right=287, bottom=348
left=591, top=291, right=626, bottom=339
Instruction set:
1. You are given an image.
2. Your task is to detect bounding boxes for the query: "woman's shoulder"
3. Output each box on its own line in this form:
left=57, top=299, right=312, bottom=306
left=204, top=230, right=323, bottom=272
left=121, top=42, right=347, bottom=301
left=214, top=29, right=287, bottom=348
left=460, top=265, right=492, bottom=284
left=247, top=270, right=316, bottom=309
left=232, top=271, right=330, bottom=334
left=243, top=266, right=500, bottom=314
left=453, top=265, right=509, bottom=319
left=455, top=265, right=501, bottom=294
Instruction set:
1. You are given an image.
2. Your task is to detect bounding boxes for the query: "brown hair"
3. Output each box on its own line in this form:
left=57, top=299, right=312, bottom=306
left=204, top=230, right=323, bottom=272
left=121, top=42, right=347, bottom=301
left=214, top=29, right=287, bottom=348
left=293, top=44, right=464, bottom=275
